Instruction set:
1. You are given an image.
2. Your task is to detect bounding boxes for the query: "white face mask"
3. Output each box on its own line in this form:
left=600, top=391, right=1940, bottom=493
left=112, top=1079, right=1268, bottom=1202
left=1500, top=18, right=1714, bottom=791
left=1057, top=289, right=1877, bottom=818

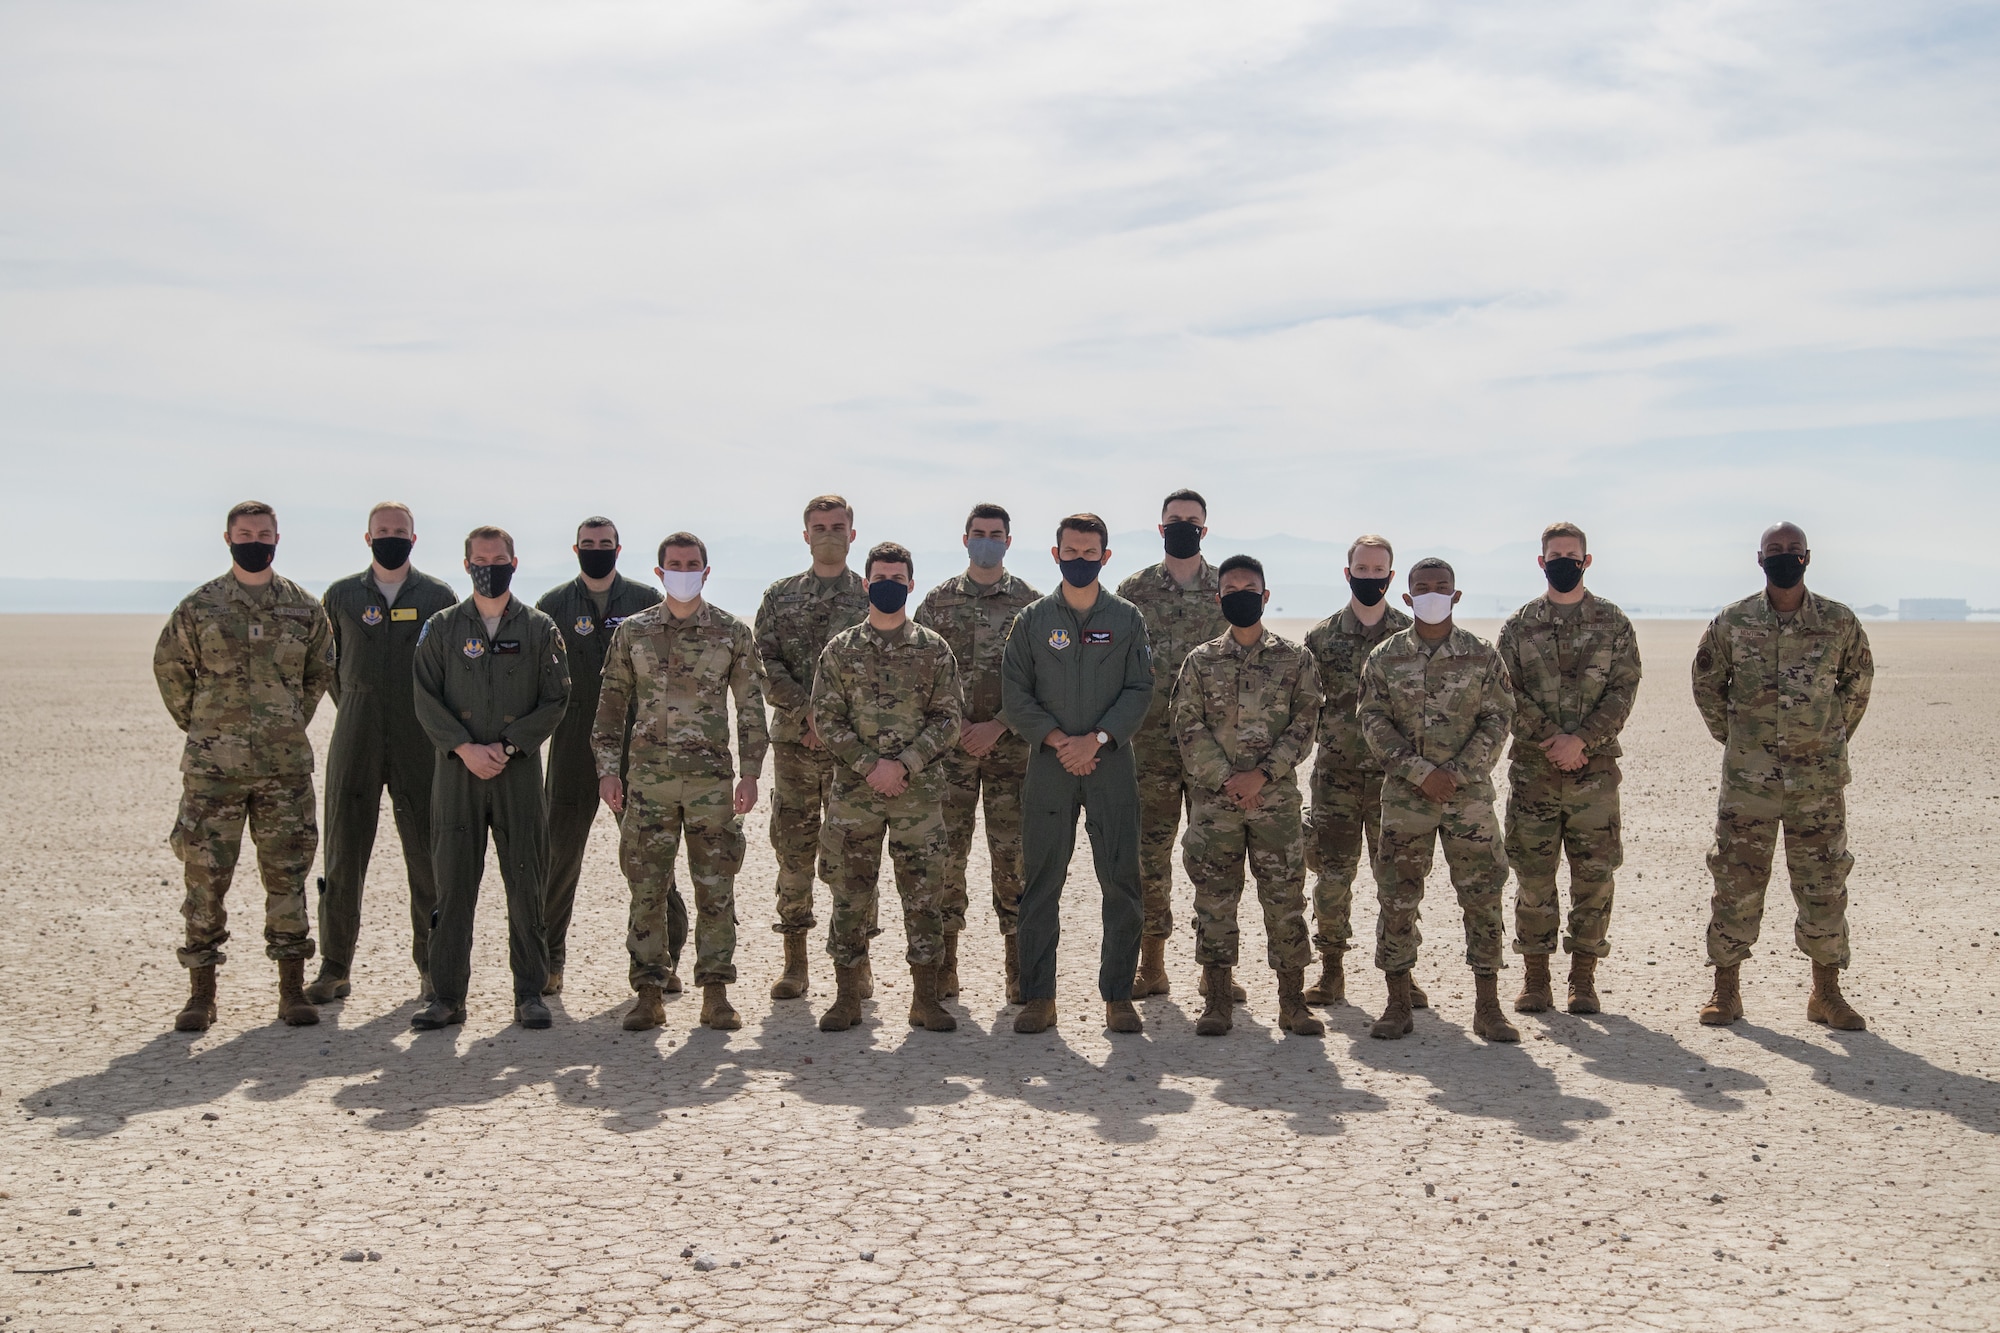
left=1410, top=591, right=1455, bottom=625
left=660, top=570, right=706, bottom=602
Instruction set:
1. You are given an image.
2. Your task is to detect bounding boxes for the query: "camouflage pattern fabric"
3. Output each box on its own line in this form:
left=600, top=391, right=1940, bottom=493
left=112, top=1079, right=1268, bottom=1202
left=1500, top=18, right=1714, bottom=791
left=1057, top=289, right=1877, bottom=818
left=171, top=772, right=320, bottom=968
left=1304, top=603, right=1412, bottom=772
left=1359, top=625, right=1515, bottom=977
left=1496, top=592, right=1642, bottom=758
left=621, top=778, right=745, bottom=988
left=1505, top=760, right=1621, bottom=958
left=153, top=572, right=335, bottom=777
left=914, top=570, right=1040, bottom=724
left=1118, top=559, right=1227, bottom=938
left=591, top=600, right=769, bottom=786
left=1305, top=760, right=1384, bottom=954
left=820, top=778, right=951, bottom=967
left=936, top=738, right=1028, bottom=935
left=1182, top=784, right=1313, bottom=971
left=1693, top=590, right=1872, bottom=969
left=769, top=741, right=836, bottom=931
left=754, top=568, right=869, bottom=746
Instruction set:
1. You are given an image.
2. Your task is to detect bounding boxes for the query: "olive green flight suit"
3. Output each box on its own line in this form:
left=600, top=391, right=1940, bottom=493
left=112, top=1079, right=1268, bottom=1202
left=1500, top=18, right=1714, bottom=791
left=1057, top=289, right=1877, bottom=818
left=536, top=573, right=669, bottom=975
left=317, top=565, right=459, bottom=979
left=413, top=596, right=571, bottom=1005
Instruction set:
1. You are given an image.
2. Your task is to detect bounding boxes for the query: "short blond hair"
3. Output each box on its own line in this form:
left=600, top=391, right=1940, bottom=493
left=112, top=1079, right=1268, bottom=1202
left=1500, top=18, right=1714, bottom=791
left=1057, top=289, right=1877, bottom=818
left=1541, top=521, right=1587, bottom=554
left=804, top=494, right=853, bottom=526
left=367, top=500, right=414, bottom=527
left=1347, top=533, right=1393, bottom=566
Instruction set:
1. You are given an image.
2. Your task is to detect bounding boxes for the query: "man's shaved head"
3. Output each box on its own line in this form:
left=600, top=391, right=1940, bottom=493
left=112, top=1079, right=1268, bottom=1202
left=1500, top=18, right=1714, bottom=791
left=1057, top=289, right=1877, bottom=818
left=1760, top=522, right=1808, bottom=551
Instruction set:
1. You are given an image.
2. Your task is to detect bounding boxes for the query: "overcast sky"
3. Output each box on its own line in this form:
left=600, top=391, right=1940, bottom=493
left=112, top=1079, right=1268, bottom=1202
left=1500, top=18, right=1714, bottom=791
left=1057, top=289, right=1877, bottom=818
left=3, top=1, right=1996, bottom=609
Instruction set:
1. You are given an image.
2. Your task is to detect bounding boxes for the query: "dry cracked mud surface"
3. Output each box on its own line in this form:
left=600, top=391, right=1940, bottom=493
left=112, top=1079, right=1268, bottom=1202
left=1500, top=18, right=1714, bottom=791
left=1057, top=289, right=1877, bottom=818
left=3, top=614, right=1997, bottom=1330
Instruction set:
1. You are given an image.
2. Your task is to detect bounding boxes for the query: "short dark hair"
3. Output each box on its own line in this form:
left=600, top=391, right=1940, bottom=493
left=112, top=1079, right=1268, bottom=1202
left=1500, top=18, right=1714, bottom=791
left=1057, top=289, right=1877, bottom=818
left=965, top=502, right=1011, bottom=533
left=657, top=531, right=708, bottom=566
left=465, top=525, right=515, bottom=559
left=1540, top=521, right=1586, bottom=554
left=804, top=494, right=853, bottom=526
left=865, top=541, right=914, bottom=580
left=1056, top=513, right=1109, bottom=546
left=1217, top=554, right=1265, bottom=588
left=1408, top=556, right=1455, bottom=584
left=1161, top=488, right=1207, bottom=519
left=577, top=515, right=619, bottom=543
left=225, top=500, right=276, bottom=529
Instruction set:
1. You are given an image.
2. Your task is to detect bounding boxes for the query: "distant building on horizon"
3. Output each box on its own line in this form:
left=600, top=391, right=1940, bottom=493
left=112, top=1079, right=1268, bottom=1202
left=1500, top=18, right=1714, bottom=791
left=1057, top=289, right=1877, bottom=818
left=1899, top=598, right=1969, bottom=621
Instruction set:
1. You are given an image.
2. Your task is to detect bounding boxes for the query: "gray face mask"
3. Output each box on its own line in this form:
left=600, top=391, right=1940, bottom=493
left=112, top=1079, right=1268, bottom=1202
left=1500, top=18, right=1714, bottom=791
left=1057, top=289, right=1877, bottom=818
left=967, top=536, right=1007, bottom=570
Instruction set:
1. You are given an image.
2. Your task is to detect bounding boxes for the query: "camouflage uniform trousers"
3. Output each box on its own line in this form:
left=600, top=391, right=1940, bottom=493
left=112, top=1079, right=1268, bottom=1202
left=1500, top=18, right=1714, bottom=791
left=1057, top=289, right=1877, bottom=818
left=769, top=741, right=837, bottom=934
left=937, top=734, right=1028, bottom=937
left=1133, top=727, right=1189, bottom=939
left=1373, top=777, right=1509, bottom=977
left=620, top=778, right=745, bottom=989
left=1182, top=780, right=1313, bottom=972
left=818, top=776, right=949, bottom=969
left=1504, top=758, right=1622, bottom=959
left=1304, top=757, right=1385, bottom=956
left=170, top=771, right=319, bottom=969
left=1705, top=778, right=1853, bottom=970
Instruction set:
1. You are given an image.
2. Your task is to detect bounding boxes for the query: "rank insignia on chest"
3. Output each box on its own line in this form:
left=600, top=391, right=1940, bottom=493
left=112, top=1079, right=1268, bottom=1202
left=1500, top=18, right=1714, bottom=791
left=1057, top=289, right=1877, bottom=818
left=390, top=607, right=418, bottom=622
left=1048, top=628, right=1071, bottom=650
left=574, top=617, right=595, bottom=636
left=1084, top=630, right=1113, bottom=645
left=248, top=623, right=264, bottom=639
left=463, top=639, right=485, bottom=660
left=494, top=640, right=522, bottom=655
left=362, top=606, right=384, bottom=626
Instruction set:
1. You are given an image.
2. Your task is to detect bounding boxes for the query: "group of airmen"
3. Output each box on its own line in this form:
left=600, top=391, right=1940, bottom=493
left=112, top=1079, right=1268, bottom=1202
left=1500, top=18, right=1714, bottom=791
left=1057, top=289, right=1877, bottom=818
left=153, top=492, right=1874, bottom=1043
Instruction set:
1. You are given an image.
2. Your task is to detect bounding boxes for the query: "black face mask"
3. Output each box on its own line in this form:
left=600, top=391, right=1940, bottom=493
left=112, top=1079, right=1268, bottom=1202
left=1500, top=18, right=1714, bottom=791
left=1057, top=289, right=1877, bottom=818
left=468, top=562, right=515, bottom=599
left=577, top=548, right=618, bottom=580
left=371, top=537, right=412, bottom=571
left=867, top=579, right=910, bottom=614
left=1760, top=552, right=1807, bottom=590
left=1347, top=574, right=1390, bottom=607
left=1059, top=556, right=1102, bottom=589
left=1219, top=589, right=1265, bottom=629
left=1543, top=556, right=1585, bottom=594
left=1161, top=520, right=1203, bottom=560
left=230, top=541, right=276, bottom=574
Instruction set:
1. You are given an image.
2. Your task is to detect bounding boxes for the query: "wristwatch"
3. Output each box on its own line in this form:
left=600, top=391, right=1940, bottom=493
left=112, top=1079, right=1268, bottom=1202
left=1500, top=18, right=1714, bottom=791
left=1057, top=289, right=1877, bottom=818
left=501, top=740, right=521, bottom=759
left=1094, top=730, right=1110, bottom=746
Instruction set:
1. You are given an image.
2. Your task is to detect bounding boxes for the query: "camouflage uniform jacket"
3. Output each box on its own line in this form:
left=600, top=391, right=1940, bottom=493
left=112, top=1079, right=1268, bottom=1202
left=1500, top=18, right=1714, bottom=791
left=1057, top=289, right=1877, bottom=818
left=810, top=620, right=963, bottom=783
left=1692, top=590, right=1872, bottom=792
left=1496, top=592, right=1642, bottom=769
left=1118, top=559, right=1227, bottom=736
left=913, top=570, right=1041, bottom=725
left=1171, top=629, right=1323, bottom=792
left=1303, top=604, right=1413, bottom=772
left=1357, top=626, right=1515, bottom=800
left=153, top=572, right=336, bottom=777
left=592, top=600, right=770, bottom=786
left=754, top=568, right=869, bottom=746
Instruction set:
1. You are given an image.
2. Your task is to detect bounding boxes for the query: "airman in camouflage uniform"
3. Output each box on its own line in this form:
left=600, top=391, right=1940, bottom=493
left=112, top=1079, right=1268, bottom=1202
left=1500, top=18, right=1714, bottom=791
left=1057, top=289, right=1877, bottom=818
left=1117, top=488, right=1228, bottom=997
left=754, top=495, right=871, bottom=999
left=1300, top=534, right=1412, bottom=1005
left=1497, top=523, right=1642, bottom=1016
left=1693, top=522, right=1872, bottom=1031
left=1170, top=554, right=1324, bottom=1037
left=809, top=543, right=963, bottom=1033
left=913, top=503, right=1040, bottom=1002
left=153, top=501, right=335, bottom=1031
left=594, top=533, right=768, bottom=1033
left=1357, top=558, right=1518, bottom=1042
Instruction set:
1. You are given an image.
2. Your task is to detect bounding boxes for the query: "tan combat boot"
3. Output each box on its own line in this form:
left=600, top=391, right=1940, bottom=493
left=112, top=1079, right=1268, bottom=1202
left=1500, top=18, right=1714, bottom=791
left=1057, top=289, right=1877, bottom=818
left=1566, top=954, right=1601, bottom=1015
left=1409, top=977, right=1430, bottom=1009
left=1514, top=954, right=1553, bottom=1013
left=1134, top=937, right=1170, bottom=997
left=700, top=983, right=741, bottom=1031
left=1198, top=965, right=1249, bottom=1003
left=540, top=969, right=564, bottom=997
left=176, top=964, right=217, bottom=1033
left=1195, top=964, right=1233, bottom=1036
left=818, top=965, right=865, bottom=1032
left=771, top=932, right=810, bottom=1000
left=1003, top=934, right=1024, bottom=1005
left=1105, top=999, right=1144, bottom=1033
left=1699, top=963, right=1743, bottom=1026
left=908, top=964, right=957, bottom=1032
left=664, top=967, right=683, bottom=994
left=1013, top=997, right=1057, bottom=1033
left=937, top=934, right=960, bottom=999
left=304, top=967, right=350, bottom=1004
left=1370, top=969, right=1414, bottom=1040
left=1471, top=973, right=1519, bottom=1042
left=1807, top=962, right=1865, bottom=1031
left=857, top=953, right=876, bottom=1000
left=1276, top=968, right=1325, bottom=1036
left=277, top=959, right=320, bottom=1027
left=623, top=984, right=666, bottom=1031
left=1302, top=948, right=1345, bottom=1006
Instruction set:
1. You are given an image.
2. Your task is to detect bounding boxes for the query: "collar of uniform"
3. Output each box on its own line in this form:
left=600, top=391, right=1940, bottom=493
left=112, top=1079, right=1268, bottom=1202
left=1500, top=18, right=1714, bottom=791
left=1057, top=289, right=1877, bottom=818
left=455, top=593, right=523, bottom=630
left=364, top=565, right=421, bottom=598
left=1336, top=603, right=1403, bottom=638
left=1396, top=623, right=1476, bottom=658
left=1525, top=590, right=1603, bottom=624
left=797, top=567, right=863, bottom=599
left=222, top=572, right=287, bottom=607
left=1221, top=627, right=1280, bottom=659
left=1753, top=588, right=1828, bottom=628
left=955, top=571, right=1016, bottom=599
left=649, top=599, right=717, bottom=632
left=1144, top=558, right=1218, bottom=593
left=862, top=618, right=920, bottom=647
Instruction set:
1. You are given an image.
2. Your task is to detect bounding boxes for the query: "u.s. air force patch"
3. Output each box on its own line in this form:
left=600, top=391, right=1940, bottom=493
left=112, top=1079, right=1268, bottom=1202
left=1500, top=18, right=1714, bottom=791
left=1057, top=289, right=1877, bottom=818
left=574, top=617, right=595, bottom=636
left=463, top=638, right=486, bottom=660
left=362, top=606, right=384, bottom=626
left=1048, top=628, right=1071, bottom=650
